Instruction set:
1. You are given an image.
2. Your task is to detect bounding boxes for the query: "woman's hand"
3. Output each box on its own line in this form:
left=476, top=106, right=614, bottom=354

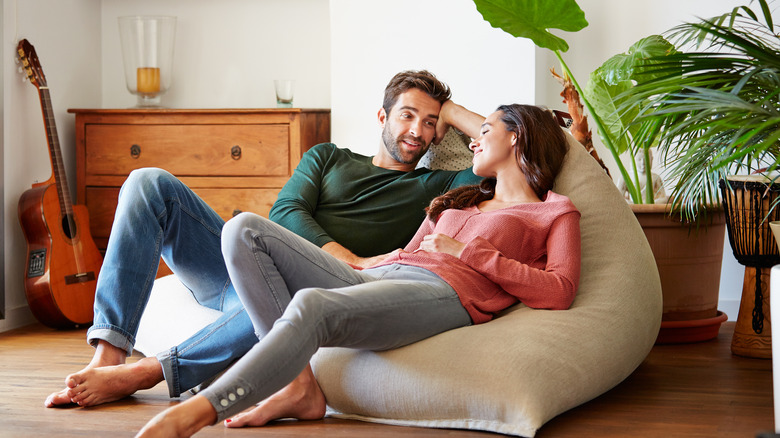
left=419, top=234, right=466, bottom=258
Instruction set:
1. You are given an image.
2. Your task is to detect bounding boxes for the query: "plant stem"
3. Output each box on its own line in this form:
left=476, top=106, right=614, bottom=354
left=643, top=148, right=655, bottom=204
left=554, top=50, right=641, bottom=203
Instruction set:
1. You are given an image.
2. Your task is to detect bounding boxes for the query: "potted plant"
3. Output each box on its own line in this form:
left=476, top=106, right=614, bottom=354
left=470, top=0, right=729, bottom=342
left=583, top=34, right=729, bottom=343
left=618, top=0, right=780, bottom=357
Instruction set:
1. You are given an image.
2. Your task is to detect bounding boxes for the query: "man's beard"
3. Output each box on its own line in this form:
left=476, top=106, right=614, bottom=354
left=381, top=128, right=430, bottom=165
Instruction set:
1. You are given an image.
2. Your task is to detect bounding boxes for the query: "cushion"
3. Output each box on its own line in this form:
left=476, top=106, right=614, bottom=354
left=416, top=127, right=474, bottom=171
left=135, top=132, right=662, bottom=437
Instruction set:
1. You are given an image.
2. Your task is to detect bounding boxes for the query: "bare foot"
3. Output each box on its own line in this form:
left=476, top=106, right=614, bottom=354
left=224, top=365, right=326, bottom=428
left=65, top=356, right=164, bottom=407
left=45, top=340, right=128, bottom=407
left=136, top=395, right=216, bottom=438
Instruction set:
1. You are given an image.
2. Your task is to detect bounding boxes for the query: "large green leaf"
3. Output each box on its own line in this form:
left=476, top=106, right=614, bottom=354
left=599, top=35, right=678, bottom=85
left=473, top=0, right=588, bottom=52
left=583, top=36, right=676, bottom=156
left=583, top=72, right=636, bottom=155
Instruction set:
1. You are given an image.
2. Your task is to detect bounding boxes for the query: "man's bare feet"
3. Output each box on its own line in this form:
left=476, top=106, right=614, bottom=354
left=224, top=365, right=326, bottom=428
left=45, top=340, right=129, bottom=407
left=136, top=395, right=216, bottom=438
left=64, top=356, right=163, bottom=406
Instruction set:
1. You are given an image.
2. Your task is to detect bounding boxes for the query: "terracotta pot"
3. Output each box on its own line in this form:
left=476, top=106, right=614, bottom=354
left=631, top=204, right=726, bottom=343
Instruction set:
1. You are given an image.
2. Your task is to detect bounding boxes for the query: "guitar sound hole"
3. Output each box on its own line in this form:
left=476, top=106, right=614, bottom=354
left=61, top=215, right=77, bottom=239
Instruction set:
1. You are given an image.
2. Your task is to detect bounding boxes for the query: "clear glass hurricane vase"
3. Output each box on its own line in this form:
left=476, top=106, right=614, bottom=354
left=118, top=16, right=176, bottom=107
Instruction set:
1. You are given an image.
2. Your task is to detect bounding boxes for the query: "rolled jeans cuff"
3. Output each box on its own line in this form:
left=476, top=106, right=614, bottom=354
left=86, top=325, right=135, bottom=356
left=156, top=347, right=181, bottom=397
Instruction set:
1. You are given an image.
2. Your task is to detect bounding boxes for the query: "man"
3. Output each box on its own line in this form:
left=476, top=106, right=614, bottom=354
left=46, top=70, right=484, bottom=410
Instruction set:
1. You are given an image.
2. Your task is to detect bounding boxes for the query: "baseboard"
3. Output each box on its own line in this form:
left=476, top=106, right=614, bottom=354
left=0, top=304, right=36, bottom=333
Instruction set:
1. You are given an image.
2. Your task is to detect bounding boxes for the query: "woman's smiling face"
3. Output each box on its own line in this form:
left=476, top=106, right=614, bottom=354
left=469, top=110, right=517, bottom=178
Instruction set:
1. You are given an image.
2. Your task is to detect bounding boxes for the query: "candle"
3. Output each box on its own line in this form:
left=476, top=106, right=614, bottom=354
left=137, top=67, right=160, bottom=94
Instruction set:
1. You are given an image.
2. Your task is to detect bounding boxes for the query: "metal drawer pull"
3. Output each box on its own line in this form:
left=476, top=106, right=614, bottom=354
left=231, top=145, right=242, bottom=160
left=130, top=144, right=141, bottom=159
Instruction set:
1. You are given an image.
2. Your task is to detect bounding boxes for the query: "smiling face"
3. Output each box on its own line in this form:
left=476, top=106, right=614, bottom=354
left=469, top=110, right=518, bottom=178
left=375, top=88, right=441, bottom=170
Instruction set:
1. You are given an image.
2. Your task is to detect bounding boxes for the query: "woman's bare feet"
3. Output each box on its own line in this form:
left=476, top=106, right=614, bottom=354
left=136, top=394, right=216, bottom=438
left=224, top=365, right=326, bottom=428
left=45, top=340, right=128, bottom=407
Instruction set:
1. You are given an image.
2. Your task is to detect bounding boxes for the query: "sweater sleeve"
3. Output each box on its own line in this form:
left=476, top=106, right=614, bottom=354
left=269, top=144, right=335, bottom=248
left=458, top=211, right=581, bottom=310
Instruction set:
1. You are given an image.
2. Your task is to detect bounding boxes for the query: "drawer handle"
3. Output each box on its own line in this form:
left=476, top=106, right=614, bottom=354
left=232, top=209, right=243, bottom=217
left=231, top=145, right=242, bottom=160
left=130, top=144, right=141, bottom=159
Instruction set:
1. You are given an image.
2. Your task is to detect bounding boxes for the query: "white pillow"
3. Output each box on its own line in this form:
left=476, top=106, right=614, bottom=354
left=135, top=275, right=221, bottom=357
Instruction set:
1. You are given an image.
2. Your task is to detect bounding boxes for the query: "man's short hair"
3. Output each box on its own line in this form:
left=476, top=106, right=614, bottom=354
left=382, top=70, right=452, bottom=115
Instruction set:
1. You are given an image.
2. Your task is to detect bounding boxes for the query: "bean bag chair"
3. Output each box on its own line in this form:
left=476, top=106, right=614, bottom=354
left=309, top=134, right=662, bottom=436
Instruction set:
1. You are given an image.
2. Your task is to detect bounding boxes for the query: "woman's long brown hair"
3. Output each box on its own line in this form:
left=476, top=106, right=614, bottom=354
left=426, top=104, right=568, bottom=222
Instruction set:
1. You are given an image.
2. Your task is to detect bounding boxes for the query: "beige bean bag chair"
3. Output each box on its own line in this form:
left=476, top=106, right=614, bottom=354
left=136, top=132, right=662, bottom=437
left=309, top=135, right=662, bottom=436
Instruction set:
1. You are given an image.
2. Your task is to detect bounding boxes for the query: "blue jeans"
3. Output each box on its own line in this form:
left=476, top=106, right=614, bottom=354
left=87, top=168, right=258, bottom=397
left=199, top=213, right=472, bottom=421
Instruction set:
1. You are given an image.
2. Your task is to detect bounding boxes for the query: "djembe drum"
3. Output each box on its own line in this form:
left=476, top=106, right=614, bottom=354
left=720, top=176, right=780, bottom=358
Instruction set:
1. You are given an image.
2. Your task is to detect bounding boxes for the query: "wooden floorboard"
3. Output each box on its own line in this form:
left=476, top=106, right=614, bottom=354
left=0, top=321, right=774, bottom=437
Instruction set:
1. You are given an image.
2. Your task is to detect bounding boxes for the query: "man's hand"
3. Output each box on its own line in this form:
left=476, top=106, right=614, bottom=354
left=418, top=233, right=466, bottom=258
left=434, top=102, right=453, bottom=145
left=353, top=249, right=402, bottom=269
left=321, top=242, right=400, bottom=269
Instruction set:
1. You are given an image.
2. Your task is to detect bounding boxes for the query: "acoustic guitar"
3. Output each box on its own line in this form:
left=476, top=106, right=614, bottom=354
left=17, top=39, right=103, bottom=329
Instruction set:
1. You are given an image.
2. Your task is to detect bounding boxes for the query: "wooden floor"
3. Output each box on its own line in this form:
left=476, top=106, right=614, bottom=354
left=0, top=322, right=774, bottom=437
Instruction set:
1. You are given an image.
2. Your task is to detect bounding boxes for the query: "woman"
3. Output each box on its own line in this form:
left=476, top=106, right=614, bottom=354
left=136, top=104, right=581, bottom=437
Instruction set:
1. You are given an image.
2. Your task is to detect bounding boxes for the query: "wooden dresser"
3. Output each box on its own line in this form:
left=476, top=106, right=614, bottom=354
left=70, top=108, right=330, bottom=261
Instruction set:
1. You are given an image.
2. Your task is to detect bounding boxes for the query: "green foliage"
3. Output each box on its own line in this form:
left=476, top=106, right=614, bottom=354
left=584, top=36, right=679, bottom=203
left=472, top=0, right=588, bottom=52
left=585, top=36, right=678, bottom=156
left=620, top=0, right=780, bottom=221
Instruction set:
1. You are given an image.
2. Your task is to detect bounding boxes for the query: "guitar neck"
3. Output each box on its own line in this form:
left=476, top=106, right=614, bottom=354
left=38, top=86, right=73, bottom=217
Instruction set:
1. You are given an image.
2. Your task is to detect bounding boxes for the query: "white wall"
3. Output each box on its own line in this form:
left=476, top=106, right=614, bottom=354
left=329, top=0, right=535, bottom=156
left=100, top=0, right=330, bottom=109
left=2, top=0, right=101, bottom=332
left=534, top=0, right=748, bottom=320
left=0, top=0, right=757, bottom=332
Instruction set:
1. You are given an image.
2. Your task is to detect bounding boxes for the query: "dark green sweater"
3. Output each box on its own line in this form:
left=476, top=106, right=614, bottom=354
left=269, top=143, right=482, bottom=257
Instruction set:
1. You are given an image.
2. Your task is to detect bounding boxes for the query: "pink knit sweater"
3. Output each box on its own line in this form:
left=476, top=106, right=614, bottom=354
left=373, top=191, right=581, bottom=324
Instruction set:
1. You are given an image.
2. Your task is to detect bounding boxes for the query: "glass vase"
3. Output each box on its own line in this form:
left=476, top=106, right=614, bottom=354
left=118, top=16, right=176, bottom=107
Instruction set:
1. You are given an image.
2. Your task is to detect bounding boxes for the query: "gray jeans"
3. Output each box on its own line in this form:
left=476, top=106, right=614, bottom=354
left=200, top=213, right=471, bottom=421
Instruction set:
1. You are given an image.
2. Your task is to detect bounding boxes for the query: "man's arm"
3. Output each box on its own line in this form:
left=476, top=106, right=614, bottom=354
left=269, top=146, right=333, bottom=248
left=435, top=101, right=484, bottom=144
left=270, top=144, right=394, bottom=267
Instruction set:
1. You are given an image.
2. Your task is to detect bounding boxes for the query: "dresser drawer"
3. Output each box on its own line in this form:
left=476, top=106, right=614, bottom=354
left=85, top=124, right=290, bottom=177
left=85, top=186, right=281, bottom=246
